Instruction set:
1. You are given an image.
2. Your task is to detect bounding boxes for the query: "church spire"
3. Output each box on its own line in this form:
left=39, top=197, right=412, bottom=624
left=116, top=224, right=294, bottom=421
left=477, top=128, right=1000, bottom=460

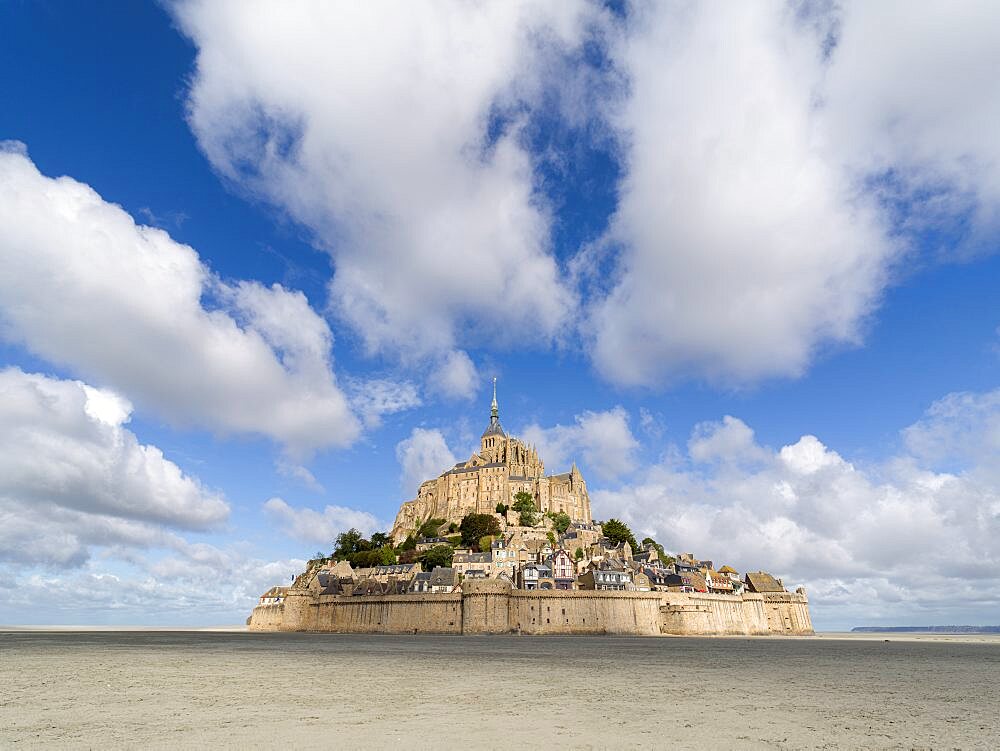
left=490, top=377, right=498, bottom=425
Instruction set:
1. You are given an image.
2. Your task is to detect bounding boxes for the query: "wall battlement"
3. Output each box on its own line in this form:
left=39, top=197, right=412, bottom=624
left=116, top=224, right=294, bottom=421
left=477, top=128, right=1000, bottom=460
left=248, top=580, right=813, bottom=636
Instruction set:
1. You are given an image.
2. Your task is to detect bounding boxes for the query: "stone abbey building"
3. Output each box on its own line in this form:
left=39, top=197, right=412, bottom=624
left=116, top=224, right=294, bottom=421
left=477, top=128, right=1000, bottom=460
left=391, top=381, right=593, bottom=541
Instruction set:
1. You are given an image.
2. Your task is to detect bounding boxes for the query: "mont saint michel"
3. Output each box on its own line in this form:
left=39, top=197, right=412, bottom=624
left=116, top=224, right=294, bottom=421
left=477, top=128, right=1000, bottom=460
left=249, top=386, right=813, bottom=637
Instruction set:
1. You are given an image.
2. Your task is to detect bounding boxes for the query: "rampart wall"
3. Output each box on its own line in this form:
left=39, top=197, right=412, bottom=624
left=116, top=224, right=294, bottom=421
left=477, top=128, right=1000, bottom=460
left=248, top=581, right=813, bottom=636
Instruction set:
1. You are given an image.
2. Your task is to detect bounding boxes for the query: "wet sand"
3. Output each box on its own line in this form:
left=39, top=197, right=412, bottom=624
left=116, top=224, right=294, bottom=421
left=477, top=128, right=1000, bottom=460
left=1, top=631, right=998, bottom=749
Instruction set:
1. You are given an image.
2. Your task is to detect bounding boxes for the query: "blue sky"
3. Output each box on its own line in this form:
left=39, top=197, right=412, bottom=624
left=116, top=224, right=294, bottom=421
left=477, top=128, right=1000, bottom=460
left=0, top=1, right=998, bottom=630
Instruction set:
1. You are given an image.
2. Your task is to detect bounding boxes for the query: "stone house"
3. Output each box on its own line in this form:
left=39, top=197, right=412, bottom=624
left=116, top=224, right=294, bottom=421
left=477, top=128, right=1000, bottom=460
left=675, top=553, right=707, bottom=574
left=353, top=563, right=422, bottom=584
left=632, top=543, right=660, bottom=566
left=703, top=569, right=734, bottom=594
left=428, top=567, right=457, bottom=593
left=744, top=571, right=785, bottom=593
left=453, top=550, right=492, bottom=578
left=258, top=586, right=288, bottom=605
left=643, top=567, right=674, bottom=591
left=577, top=566, right=632, bottom=591
left=490, top=536, right=518, bottom=578
left=408, top=567, right=457, bottom=594
left=631, top=570, right=652, bottom=591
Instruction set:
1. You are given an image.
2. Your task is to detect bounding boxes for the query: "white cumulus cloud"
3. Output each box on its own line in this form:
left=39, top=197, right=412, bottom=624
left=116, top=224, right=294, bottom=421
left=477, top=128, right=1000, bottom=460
left=522, top=406, right=639, bottom=480
left=262, top=497, right=383, bottom=544
left=172, top=0, right=591, bottom=369
left=395, top=428, right=458, bottom=496
left=592, top=390, right=1000, bottom=628
left=0, top=368, right=228, bottom=567
left=587, top=2, right=892, bottom=386
left=0, top=148, right=359, bottom=456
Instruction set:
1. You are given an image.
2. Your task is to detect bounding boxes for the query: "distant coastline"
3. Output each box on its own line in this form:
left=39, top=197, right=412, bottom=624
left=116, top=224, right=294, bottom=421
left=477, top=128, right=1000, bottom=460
left=852, top=625, right=1000, bottom=634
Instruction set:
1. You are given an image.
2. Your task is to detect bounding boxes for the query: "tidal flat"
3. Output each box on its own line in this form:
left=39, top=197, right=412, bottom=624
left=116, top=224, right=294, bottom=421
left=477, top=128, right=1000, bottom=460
left=1, top=631, right=998, bottom=749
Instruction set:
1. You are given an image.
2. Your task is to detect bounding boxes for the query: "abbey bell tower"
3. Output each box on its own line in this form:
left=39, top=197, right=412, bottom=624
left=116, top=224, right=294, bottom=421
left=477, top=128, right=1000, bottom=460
left=480, top=377, right=505, bottom=458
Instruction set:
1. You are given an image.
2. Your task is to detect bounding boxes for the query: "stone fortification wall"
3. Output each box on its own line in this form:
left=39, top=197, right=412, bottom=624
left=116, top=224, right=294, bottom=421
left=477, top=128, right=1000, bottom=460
left=507, top=590, right=663, bottom=635
left=312, top=594, right=463, bottom=634
left=249, top=581, right=813, bottom=636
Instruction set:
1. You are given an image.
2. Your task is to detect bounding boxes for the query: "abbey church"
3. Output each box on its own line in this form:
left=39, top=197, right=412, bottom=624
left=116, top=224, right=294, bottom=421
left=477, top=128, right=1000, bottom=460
left=391, top=382, right=593, bottom=541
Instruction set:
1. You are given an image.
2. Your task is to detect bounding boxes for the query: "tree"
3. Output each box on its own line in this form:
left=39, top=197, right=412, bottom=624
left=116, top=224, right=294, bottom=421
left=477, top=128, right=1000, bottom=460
left=546, top=531, right=556, bottom=547
left=495, top=502, right=509, bottom=517
left=417, top=517, right=446, bottom=539
left=512, top=492, right=537, bottom=527
left=398, top=534, right=417, bottom=552
left=377, top=544, right=397, bottom=565
left=547, top=511, right=571, bottom=534
left=370, top=532, right=391, bottom=548
left=479, top=535, right=496, bottom=553
left=347, top=549, right=381, bottom=568
left=419, top=544, right=454, bottom=570
left=602, top=518, right=639, bottom=553
left=460, top=513, right=502, bottom=548
left=574, top=547, right=584, bottom=561
left=333, top=528, right=364, bottom=559
left=447, top=522, right=458, bottom=534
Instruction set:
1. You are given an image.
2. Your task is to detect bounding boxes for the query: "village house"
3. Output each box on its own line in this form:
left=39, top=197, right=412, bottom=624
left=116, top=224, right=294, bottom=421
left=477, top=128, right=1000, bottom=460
left=744, top=571, right=785, bottom=593
left=578, top=563, right=632, bottom=591
left=258, top=586, right=287, bottom=605
left=703, top=569, right=734, bottom=594
left=675, top=553, right=712, bottom=574
left=631, top=570, right=652, bottom=591
left=642, top=567, right=674, bottom=591
left=518, top=562, right=552, bottom=590
left=490, top=536, right=517, bottom=578
left=409, top=567, right=457, bottom=593
left=549, top=549, right=576, bottom=590
left=453, top=550, right=492, bottom=578
left=353, top=563, right=422, bottom=584
left=632, top=543, right=660, bottom=566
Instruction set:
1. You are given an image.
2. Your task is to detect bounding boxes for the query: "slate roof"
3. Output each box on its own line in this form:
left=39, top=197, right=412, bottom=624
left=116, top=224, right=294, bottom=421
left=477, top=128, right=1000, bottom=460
left=429, top=567, right=456, bottom=587
left=744, top=571, right=784, bottom=593
left=481, top=421, right=506, bottom=438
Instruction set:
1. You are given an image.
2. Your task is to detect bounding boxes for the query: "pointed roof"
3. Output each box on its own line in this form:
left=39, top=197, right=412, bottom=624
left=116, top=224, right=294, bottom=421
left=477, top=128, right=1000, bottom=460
left=481, top=377, right=506, bottom=438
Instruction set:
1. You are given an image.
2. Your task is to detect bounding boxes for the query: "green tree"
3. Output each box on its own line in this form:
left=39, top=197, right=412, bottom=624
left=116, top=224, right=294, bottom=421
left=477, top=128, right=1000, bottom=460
left=447, top=522, right=458, bottom=533
left=512, top=492, right=537, bottom=527
left=333, top=528, right=364, bottom=559
left=495, top=502, right=509, bottom=517
left=546, top=531, right=556, bottom=547
left=547, top=511, right=571, bottom=534
left=479, top=535, right=496, bottom=553
left=377, top=544, right=397, bottom=565
left=417, top=517, right=446, bottom=539
left=460, top=513, right=502, bottom=548
left=574, top=547, right=584, bottom=561
left=348, top=549, right=382, bottom=568
left=419, top=544, right=454, bottom=570
left=602, top=518, right=639, bottom=553
left=398, top=534, right=417, bottom=552
left=370, top=532, right=391, bottom=548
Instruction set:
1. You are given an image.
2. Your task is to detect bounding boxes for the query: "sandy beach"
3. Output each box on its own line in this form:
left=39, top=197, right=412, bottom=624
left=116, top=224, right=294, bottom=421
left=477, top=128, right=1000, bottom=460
left=2, top=630, right=998, bottom=749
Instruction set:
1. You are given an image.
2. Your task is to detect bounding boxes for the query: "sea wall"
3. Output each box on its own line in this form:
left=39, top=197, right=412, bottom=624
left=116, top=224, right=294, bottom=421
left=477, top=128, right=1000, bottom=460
left=249, top=581, right=813, bottom=636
